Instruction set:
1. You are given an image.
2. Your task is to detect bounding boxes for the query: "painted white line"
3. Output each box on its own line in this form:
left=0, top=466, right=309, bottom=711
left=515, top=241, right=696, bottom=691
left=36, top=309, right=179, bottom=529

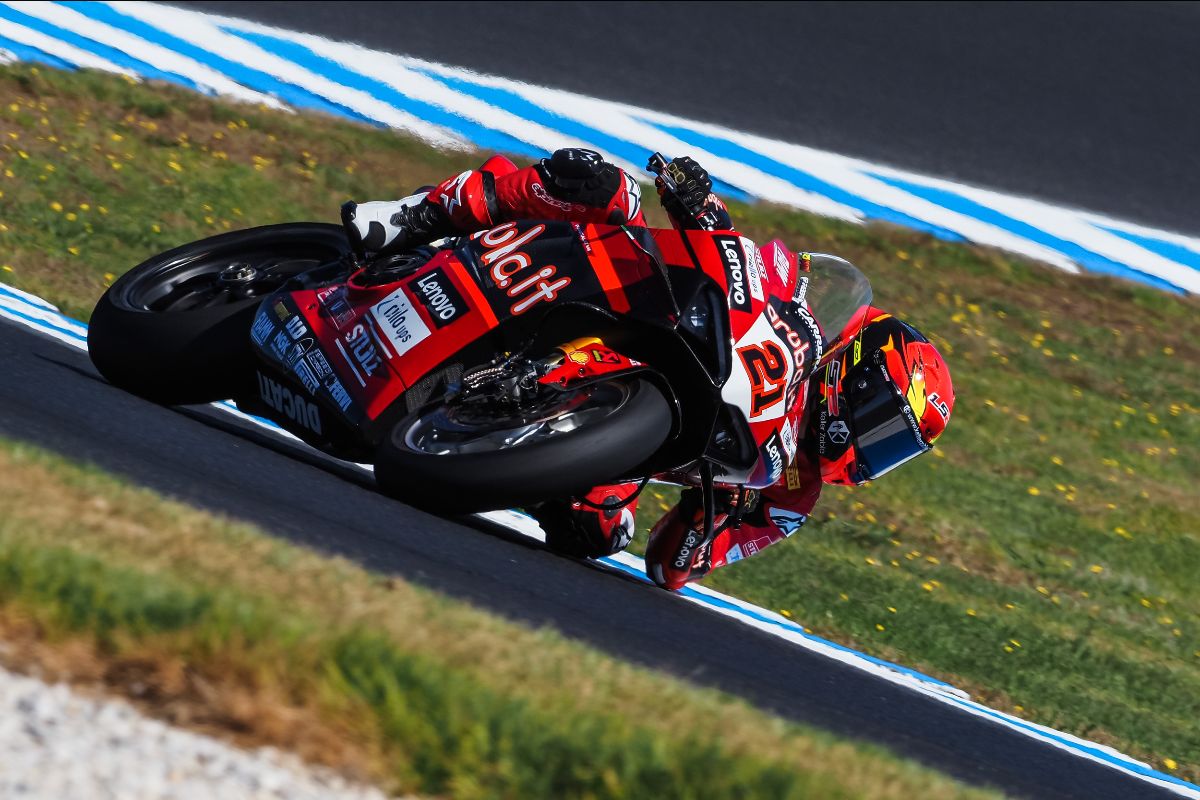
left=13, top=1, right=283, bottom=108
left=259, top=28, right=610, bottom=160
left=0, top=15, right=135, bottom=75
left=109, top=1, right=470, bottom=150
left=900, top=172, right=1200, bottom=293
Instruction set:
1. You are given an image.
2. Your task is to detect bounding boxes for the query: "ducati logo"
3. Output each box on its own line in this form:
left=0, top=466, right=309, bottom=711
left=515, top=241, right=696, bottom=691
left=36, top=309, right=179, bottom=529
left=827, top=419, right=850, bottom=445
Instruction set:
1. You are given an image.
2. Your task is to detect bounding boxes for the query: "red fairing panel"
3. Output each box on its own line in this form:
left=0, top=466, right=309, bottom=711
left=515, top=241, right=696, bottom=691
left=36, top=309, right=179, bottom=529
left=297, top=221, right=672, bottom=423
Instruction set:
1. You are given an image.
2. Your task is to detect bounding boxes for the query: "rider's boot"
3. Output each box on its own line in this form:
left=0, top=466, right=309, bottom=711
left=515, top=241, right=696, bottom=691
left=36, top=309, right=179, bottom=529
left=531, top=483, right=641, bottom=559
left=340, top=192, right=452, bottom=258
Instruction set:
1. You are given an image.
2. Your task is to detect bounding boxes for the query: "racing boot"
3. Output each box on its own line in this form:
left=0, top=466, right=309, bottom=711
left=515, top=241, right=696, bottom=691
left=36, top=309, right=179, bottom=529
left=340, top=193, right=453, bottom=259
left=531, top=483, right=641, bottom=559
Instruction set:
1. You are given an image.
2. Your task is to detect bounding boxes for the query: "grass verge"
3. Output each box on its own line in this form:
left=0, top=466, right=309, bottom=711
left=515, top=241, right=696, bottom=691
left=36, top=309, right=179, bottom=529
left=0, top=438, right=999, bottom=800
left=0, top=63, right=1197, bottom=780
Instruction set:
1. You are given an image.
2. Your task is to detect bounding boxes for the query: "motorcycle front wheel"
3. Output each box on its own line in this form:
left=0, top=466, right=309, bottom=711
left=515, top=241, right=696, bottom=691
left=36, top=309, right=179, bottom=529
left=87, top=223, right=350, bottom=404
left=374, top=377, right=672, bottom=513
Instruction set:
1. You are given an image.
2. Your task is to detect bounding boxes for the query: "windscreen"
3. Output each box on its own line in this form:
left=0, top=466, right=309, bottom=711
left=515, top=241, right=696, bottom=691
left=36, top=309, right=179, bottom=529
left=796, top=253, right=873, bottom=360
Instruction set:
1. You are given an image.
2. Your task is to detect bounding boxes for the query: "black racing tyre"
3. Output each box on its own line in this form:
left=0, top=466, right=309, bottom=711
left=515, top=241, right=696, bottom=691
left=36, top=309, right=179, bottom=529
left=375, top=377, right=672, bottom=514
left=87, top=223, right=350, bottom=404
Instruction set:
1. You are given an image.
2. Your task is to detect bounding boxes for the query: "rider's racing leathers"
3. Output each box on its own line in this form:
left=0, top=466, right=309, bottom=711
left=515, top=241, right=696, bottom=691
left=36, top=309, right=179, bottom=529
left=351, top=149, right=822, bottom=591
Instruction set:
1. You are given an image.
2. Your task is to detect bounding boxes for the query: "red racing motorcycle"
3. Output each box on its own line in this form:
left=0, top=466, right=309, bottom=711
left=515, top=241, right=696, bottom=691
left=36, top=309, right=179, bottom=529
left=87, top=156, right=872, bottom=538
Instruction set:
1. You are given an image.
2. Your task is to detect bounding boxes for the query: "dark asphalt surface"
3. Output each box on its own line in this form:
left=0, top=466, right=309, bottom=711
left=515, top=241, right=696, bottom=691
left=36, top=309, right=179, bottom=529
left=1, top=319, right=1183, bottom=799
left=181, top=0, right=1200, bottom=236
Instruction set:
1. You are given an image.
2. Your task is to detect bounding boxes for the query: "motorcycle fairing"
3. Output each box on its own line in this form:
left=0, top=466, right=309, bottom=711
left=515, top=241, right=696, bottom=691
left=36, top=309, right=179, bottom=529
left=253, top=219, right=820, bottom=490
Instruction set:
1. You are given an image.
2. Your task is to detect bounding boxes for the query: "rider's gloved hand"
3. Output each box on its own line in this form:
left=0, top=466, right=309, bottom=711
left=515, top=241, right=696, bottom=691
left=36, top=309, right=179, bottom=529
left=340, top=197, right=453, bottom=261
left=657, top=156, right=714, bottom=222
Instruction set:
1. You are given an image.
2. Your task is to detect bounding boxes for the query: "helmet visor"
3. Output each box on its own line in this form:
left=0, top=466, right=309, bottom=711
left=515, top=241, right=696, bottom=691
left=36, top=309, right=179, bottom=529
left=845, top=367, right=930, bottom=481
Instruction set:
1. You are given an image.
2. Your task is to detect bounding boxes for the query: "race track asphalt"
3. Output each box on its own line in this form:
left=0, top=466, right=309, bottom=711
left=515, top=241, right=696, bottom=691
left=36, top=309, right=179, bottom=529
left=0, top=316, right=1183, bottom=799
left=180, top=0, right=1200, bottom=236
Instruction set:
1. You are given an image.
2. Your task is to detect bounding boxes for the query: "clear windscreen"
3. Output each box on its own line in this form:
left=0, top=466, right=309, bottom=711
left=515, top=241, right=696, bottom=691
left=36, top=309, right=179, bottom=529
left=797, top=253, right=873, bottom=362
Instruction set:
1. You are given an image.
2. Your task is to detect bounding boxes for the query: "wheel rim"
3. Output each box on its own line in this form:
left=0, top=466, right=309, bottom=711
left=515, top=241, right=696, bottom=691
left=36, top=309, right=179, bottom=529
left=123, top=243, right=344, bottom=313
left=403, top=382, right=631, bottom=456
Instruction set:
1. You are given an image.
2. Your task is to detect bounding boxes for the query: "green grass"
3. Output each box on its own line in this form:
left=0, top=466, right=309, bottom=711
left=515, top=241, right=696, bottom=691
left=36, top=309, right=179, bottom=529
left=0, top=438, right=999, bottom=800
left=1, top=62, right=1198, bottom=781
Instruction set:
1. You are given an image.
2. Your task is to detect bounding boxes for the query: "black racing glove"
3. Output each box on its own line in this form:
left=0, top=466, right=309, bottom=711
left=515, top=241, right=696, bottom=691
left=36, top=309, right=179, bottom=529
left=657, top=156, right=713, bottom=222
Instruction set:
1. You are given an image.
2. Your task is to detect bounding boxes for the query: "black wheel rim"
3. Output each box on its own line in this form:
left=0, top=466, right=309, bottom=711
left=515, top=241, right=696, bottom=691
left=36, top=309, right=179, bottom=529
left=403, top=382, right=631, bottom=456
left=123, top=243, right=345, bottom=313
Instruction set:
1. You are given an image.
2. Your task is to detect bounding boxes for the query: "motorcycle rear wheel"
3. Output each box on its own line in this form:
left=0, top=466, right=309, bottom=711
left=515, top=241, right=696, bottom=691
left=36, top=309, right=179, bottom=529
left=375, top=377, right=672, bottom=513
left=87, top=223, right=349, bottom=404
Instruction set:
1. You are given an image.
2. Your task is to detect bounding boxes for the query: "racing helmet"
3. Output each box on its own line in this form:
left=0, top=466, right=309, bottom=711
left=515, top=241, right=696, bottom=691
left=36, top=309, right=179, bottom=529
left=813, top=314, right=953, bottom=485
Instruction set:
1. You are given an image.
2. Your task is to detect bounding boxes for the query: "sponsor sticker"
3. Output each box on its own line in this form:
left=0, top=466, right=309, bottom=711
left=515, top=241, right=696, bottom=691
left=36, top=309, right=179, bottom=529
left=740, top=236, right=764, bottom=302
left=285, top=314, right=308, bottom=340
left=785, top=463, right=803, bottom=491
left=772, top=243, right=791, bottom=284
left=307, top=350, right=334, bottom=380
left=327, top=377, right=352, bottom=412
left=412, top=267, right=466, bottom=328
left=761, top=432, right=786, bottom=484
left=714, top=234, right=750, bottom=313
left=257, top=371, right=321, bottom=435
left=270, top=330, right=291, bottom=361
left=766, top=302, right=815, bottom=373
left=370, top=287, right=431, bottom=358
left=292, top=357, right=319, bottom=394
left=725, top=543, right=744, bottom=564
left=478, top=223, right=571, bottom=316
left=743, top=535, right=772, bottom=557
left=316, top=285, right=356, bottom=330
left=768, top=507, right=808, bottom=537
left=251, top=310, right=274, bottom=345
left=792, top=275, right=809, bottom=304
left=673, top=529, right=703, bottom=571
left=827, top=419, right=851, bottom=445
left=339, top=322, right=385, bottom=385
left=794, top=304, right=824, bottom=367
left=780, top=417, right=797, bottom=461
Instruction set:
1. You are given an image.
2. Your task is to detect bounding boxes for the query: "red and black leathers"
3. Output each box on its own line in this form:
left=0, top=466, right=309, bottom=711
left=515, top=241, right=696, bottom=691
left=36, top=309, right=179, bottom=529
left=376, top=149, right=817, bottom=590
left=426, top=150, right=648, bottom=234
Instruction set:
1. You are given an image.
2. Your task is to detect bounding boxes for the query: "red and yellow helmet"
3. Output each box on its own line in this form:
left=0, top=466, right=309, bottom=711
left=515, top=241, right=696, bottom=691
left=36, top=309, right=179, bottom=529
left=813, top=311, right=953, bottom=485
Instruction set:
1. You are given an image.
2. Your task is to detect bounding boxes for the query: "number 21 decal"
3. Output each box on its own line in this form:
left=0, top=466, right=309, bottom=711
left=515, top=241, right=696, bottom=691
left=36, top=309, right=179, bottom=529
left=736, top=340, right=789, bottom=417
